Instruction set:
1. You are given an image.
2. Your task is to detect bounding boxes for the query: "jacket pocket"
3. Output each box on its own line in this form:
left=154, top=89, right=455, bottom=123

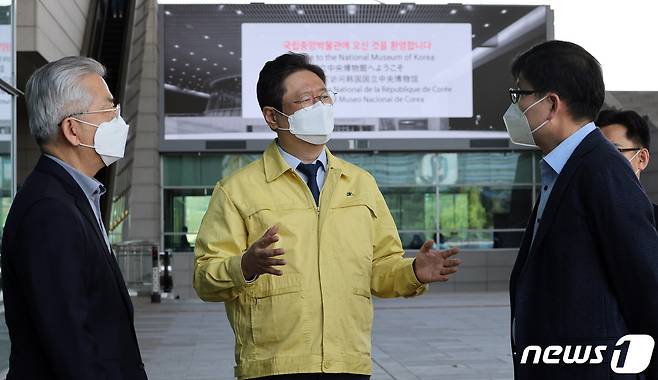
left=329, top=195, right=378, bottom=267
left=331, top=195, right=378, bottom=219
left=247, top=272, right=307, bottom=350
left=352, top=287, right=372, bottom=301
left=244, top=203, right=314, bottom=248
left=345, top=286, right=373, bottom=356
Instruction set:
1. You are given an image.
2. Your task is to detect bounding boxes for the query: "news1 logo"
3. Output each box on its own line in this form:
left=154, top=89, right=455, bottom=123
left=520, top=335, right=655, bottom=374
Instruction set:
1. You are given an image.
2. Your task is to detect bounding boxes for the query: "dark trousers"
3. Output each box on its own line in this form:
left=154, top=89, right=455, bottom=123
left=253, top=374, right=370, bottom=380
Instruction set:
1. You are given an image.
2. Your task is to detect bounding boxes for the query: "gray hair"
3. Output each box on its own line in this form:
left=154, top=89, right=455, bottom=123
left=25, top=56, right=106, bottom=146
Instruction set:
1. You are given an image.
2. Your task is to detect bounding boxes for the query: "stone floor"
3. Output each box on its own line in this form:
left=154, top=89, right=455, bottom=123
left=0, top=290, right=513, bottom=379
left=136, top=290, right=513, bottom=380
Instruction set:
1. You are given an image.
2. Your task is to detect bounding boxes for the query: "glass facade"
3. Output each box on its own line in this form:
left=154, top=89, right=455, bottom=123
left=162, top=150, right=540, bottom=251
left=0, top=0, right=15, bottom=372
left=0, top=1, right=13, bottom=234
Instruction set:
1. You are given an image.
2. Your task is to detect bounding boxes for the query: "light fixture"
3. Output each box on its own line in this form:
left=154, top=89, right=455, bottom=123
left=185, top=63, right=190, bottom=67
left=217, top=5, right=224, bottom=11
left=196, top=67, right=201, bottom=71
left=235, top=9, right=243, bottom=15
left=483, top=23, right=490, bottom=28
left=203, top=35, right=209, bottom=40
left=472, top=34, right=475, bottom=38
left=213, top=63, right=218, bottom=66
left=202, top=57, right=207, bottom=61
left=501, top=9, right=508, bottom=14
left=222, top=67, right=227, bottom=71
left=296, top=9, right=304, bottom=15
left=346, top=5, right=357, bottom=15
left=450, top=9, right=457, bottom=15
left=171, top=58, right=176, bottom=62
left=229, top=51, right=235, bottom=55
left=173, top=44, right=179, bottom=48
left=206, top=71, right=210, bottom=75
left=399, top=9, right=407, bottom=15
left=165, top=10, right=172, bottom=16
left=189, top=51, right=195, bottom=55
left=170, top=67, right=175, bottom=71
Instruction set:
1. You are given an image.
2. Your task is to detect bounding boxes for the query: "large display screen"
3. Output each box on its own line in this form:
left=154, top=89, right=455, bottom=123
left=163, top=4, right=550, bottom=141
left=241, top=23, right=473, bottom=119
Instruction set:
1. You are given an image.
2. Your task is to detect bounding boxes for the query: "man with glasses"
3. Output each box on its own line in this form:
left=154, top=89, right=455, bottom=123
left=596, top=109, right=658, bottom=221
left=194, top=53, right=461, bottom=380
left=1, top=57, right=146, bottom=379
left=503, top=41, right=658, bottom=379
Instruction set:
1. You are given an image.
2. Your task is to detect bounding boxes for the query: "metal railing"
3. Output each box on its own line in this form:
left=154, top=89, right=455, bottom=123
left=113, top=241, right=155, bottom=296
left=113, top=241, right=174, bottom=302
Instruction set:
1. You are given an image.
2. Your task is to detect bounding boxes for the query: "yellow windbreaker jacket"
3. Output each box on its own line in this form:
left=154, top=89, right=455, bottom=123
left=194, top=141, right=426, bottom=379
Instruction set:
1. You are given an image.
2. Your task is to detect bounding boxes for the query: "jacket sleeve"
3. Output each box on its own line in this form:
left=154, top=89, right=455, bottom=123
left=369, top=183, right=427, bottom=298
left=194, top=183, right=252, bottom=302
left=15, top=198, right=104, bottom=379
left=586, top=160, right=658, bottom=379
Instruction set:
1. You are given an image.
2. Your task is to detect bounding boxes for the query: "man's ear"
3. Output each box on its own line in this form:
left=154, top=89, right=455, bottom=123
left=638, top=148, right=651, bottom=171
left=546, top=92, right=560, bottom=120
left=59, top=117, right=81, bottom=146
left=262, top=107, right=280, bottom=132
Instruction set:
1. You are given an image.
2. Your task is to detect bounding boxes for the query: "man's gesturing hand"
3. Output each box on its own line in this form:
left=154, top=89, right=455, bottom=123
left=241, top=225, right=286, bottom=280
left=413, top=240, right=460, bottom=283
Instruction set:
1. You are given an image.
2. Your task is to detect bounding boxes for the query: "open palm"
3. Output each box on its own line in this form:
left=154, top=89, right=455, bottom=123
left=413, top=240, right=461, bottom=283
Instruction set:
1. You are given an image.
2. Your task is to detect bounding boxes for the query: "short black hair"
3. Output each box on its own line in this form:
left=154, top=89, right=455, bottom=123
left=511, top=40, right=605, bottom=121
left=596, top=109, right=651, bottom=150
left=256, top=52, right=326, bottom=111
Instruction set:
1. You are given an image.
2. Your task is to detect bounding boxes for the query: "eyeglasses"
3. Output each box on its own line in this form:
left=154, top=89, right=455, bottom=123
left=289, top=91, right=338, bottom=108
left=509, top=88, right=537, bottom=104
left=70, top=104, right=121, bottom=119
left=618, top=147, right=642, bottom=153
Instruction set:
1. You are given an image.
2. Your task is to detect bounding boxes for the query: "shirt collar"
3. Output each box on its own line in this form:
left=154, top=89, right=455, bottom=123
left=276, top=140, right=327, bottom=172
left=263, top=140, right=349, bottom=183
left=44, top=154, right=105, bottom=198
left=542, top=122, right=596, bottom=175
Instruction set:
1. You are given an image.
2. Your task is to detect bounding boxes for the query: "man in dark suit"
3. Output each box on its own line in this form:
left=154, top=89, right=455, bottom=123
left=1, top=57, right=147, bottom=379
left=503, top=41, right=658, bottom=379
left=597, top=109, right=658, bottom=221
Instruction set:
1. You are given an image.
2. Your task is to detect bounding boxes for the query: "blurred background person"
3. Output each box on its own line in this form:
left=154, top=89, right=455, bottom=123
left=597, top=109, right=658, bottom=221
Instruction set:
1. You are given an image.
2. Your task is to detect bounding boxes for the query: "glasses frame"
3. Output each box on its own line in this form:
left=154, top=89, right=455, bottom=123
left=69, top=104, right=121, bottom=119
left=617, top=147, right=643, bottom=153
left=288, top=91, right=338, bottom=108
left=508, top=88, right=537, bottom=104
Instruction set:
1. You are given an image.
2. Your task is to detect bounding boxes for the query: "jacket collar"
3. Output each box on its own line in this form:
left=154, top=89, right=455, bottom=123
left=263, top=140, right=350, bottom=183
left=35, top=155, right=89, bottom=198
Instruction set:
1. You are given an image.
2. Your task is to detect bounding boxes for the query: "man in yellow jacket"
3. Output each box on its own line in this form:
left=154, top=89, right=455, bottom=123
left=194, top=53, right=461, bottom=380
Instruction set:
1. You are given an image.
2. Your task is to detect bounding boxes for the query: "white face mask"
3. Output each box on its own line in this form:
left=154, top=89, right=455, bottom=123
left=502, top=95, right=549, bottom=147
left=628, top=149, right=642, bottom=176
left=274, top=101, right=334, bottom=145
left=72, top=115, right=130, bottom=166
